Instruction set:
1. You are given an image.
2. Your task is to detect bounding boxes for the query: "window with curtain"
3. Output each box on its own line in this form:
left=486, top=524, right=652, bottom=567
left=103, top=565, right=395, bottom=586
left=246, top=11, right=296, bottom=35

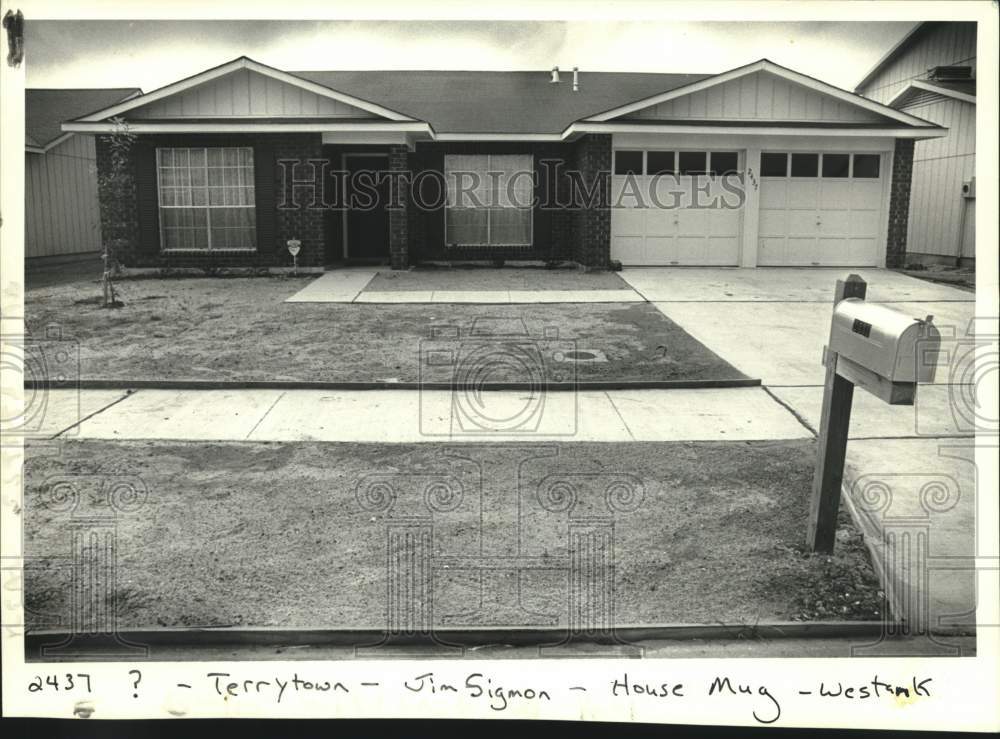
left=444, top=154, right=533, bottom=246
left=156, top=147, right=257, bottom=251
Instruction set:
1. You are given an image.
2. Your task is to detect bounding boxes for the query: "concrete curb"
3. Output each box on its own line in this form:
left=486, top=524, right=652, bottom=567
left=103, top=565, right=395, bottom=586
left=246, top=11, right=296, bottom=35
left=26, top=620, right=972, bottom=656
left=25, top=378, right=761, bottom=391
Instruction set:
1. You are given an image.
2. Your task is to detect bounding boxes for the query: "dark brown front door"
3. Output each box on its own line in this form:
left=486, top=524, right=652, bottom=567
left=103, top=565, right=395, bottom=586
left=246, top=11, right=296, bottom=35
left=345, top=154, right=390, bottom=261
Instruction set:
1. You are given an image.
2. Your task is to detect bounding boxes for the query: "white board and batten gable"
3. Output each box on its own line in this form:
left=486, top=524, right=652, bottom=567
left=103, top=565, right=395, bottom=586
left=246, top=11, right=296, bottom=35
left=127, top=67, right=379, bottom=120
left=62, top=57, right=430, bottom=141
left=623, top=70, right=893, bottom=125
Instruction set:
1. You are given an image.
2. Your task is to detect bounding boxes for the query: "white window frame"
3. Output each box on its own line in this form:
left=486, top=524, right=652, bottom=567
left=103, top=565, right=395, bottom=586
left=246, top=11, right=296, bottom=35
left=156, top=146, right=257, bottom=252
left=612, top=149, right=743, bottom=177
left=760, top=151, right=884, bottom=180
left=444, top=153, right=534, bottom=248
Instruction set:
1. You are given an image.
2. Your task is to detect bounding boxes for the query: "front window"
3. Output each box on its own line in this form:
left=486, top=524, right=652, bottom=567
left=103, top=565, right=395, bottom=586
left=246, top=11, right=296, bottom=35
left=156, top=147, right=257, bottom=251
left=444, top=154, right=533, bottom=247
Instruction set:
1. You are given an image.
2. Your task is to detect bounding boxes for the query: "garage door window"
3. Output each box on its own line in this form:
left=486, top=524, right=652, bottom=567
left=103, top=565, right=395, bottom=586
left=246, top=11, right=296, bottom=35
left=647, top=151, right=675, bottom=175
left=852, top=154, right=880, bottom=178
left=760, top=153, right=788, bottom=177
left=678, top=151, right=708, bottom=175
left=765, top=152, right=882, bottom=180
left=822, top=154, right=850, bottom=178
left=710, top=152, right=740, bottom=176
left=790, top=153, right=819, bottom=177
left=614, top=151, right=644, bottom=175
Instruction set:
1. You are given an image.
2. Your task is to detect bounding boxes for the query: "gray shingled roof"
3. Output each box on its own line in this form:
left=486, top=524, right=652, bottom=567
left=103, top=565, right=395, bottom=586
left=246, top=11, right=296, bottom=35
left=290, top=70, right=713, bottom=134
left=27, top=88, right=141, bottom=148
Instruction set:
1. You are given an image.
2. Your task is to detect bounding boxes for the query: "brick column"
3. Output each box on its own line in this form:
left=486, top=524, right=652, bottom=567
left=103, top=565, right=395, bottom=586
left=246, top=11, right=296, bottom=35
left=886, top=139, right=914, bottom=269
left=573, top=134, right=612, bottom=270
left=274, top=133, right=326, bottom=268
left=388, top=145, right=409, bottom=270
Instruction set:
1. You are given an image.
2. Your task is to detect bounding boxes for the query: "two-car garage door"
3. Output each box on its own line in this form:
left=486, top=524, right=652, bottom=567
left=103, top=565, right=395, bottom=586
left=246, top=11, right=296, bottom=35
left=610, top=149, right=743, bottom=266
left=610, top=148, right=886, bottom=267
left=757, top=152, right=885, bottom=266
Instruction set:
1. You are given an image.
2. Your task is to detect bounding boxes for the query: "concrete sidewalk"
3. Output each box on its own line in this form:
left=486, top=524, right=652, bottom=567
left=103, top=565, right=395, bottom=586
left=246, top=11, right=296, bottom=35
left=43, top=386, right=811, bottom=443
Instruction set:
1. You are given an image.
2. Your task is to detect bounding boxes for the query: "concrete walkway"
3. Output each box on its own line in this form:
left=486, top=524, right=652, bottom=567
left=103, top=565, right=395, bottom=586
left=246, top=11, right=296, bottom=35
left=43, top=386, right=811, bottom=443
left=284, top=269, right=377, bottom=302
left=624, top=267, right=985, bottom=636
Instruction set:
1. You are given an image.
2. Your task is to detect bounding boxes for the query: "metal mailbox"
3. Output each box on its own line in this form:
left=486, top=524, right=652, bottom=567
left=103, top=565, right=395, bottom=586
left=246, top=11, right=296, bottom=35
left=828, top=298, right=941, bottom=400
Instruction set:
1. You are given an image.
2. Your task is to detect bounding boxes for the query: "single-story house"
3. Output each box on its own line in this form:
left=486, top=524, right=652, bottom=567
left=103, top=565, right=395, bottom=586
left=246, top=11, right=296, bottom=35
left=854, top=21, right=977, bottom=267
left=61, top=56, right=946, bottom=271
left=26, top=87, right=141, bottom=260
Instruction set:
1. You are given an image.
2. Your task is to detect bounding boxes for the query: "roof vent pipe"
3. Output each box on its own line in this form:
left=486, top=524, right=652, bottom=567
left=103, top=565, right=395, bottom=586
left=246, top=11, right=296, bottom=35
left=550, top=66, right=560, bottom=83
left=572, top=67, right=579, bottom=92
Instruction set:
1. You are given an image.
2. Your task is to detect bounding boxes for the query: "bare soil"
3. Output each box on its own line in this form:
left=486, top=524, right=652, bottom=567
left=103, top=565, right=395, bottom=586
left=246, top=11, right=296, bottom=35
left=25, top=276, right=748, bottom=384
left=366, top=266, right=632, bottom=292
left=23, top=439, right=884, bottom=631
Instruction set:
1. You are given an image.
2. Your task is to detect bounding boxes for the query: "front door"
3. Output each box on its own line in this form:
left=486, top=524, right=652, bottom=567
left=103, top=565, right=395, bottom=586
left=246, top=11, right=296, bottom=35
left=345, top=154, right=390, bottom=261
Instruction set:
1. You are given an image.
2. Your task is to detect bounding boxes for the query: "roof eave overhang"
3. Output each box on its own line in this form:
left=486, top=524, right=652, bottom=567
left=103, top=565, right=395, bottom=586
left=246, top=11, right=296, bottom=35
left=888, top=79, right=977, bottom=107
left=854, top=22, right=925, bottom=93
left=63, top=120, right=435, bottom=135
left=564, top=122, right=949, bottom=140
left=585, top=59, right=937, bottom=129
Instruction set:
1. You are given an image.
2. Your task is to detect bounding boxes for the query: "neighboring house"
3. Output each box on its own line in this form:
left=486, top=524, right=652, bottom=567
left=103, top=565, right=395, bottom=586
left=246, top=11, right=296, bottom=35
left=26, top=88, right=141, bottom=260
left=855, top=21, right=977, bottom=267
left=61, top=56, right=945, bottom=271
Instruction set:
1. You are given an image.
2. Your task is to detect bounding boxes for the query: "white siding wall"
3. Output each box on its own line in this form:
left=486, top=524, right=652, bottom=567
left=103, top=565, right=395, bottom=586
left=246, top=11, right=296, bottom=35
left=858, top=22, right=977, bottom=262
left=130, top=68, right=378, bottom=119
left=860, top=22, right=977, bottom=104
left=902, top=95, right=976, bottom=260
left=628, top=71, right=887, bottom=123
left=25, top=134, right=103, bottom=258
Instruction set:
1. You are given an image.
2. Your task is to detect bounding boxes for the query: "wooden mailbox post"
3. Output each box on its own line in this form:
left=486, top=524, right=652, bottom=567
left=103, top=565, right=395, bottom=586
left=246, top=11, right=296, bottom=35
left=807, top=274, right=940, bottom=552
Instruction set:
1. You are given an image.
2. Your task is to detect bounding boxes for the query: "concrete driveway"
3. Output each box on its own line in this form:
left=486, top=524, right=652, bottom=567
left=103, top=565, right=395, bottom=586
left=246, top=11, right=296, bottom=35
left=621, top=266, right=985, bottom=641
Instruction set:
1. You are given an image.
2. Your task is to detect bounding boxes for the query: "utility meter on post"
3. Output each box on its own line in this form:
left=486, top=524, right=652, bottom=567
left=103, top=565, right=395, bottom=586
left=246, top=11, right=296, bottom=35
left=807, top=275, right=941, bottom=552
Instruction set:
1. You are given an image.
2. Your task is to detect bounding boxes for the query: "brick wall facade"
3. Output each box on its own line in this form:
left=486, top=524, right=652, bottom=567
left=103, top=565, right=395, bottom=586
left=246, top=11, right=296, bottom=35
left=571, top=134, right=612, bottom=269
left=94, top=133, right=615, bottom=272
left=886, top=138, right=915, bottom=269
left=96, top=132, right=325, bottom=270
left=388, top=145, right=409, bottom=269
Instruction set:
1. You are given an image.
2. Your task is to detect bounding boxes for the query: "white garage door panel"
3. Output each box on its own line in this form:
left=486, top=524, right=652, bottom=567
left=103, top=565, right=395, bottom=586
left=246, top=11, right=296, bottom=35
left=758, top=153, right=885, bottom=267
left=611, top=172, right=743, bottom=266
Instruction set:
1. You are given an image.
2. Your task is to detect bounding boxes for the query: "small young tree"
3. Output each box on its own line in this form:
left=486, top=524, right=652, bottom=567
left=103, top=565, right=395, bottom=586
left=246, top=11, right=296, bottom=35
left=96, top=117, right=136, bottom=307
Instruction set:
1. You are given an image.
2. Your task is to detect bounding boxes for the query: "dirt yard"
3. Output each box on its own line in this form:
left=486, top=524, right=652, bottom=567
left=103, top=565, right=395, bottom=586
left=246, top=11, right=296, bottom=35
left=23, top=439, right=884, bottom=631
left=25, top=275, right=748, bottom=384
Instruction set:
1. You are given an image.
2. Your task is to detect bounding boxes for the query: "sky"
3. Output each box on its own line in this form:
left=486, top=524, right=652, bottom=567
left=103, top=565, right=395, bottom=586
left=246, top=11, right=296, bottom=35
left=24, top=20, right=918, bottom=92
